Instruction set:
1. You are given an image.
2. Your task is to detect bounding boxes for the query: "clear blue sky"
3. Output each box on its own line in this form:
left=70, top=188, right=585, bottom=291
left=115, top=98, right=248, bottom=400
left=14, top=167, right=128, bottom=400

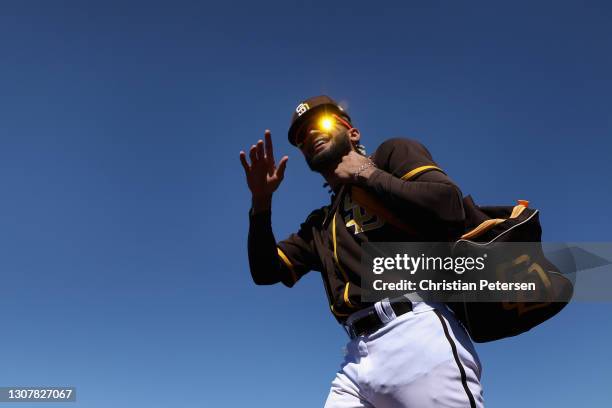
left=0, top=1, right=610, bottom=407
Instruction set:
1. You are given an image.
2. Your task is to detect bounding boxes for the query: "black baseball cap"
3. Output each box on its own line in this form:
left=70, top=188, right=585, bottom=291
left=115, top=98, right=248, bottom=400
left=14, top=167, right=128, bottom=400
left=287, top=95, right=351, bottom=146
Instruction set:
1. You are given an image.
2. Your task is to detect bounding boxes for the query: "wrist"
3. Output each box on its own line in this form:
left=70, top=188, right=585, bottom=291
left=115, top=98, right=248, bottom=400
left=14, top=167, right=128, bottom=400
left=251, top=194, right=272, bottom=214
left=353, top=161, right=377, bottom=184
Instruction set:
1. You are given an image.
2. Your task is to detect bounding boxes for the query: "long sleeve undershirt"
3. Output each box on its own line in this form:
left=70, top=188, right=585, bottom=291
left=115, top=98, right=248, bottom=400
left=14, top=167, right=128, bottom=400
left=248, top=169, right=465, bottom=286
left=248, top=209, right=285, bottom=285
left=364, top=168, right=465, bottom=224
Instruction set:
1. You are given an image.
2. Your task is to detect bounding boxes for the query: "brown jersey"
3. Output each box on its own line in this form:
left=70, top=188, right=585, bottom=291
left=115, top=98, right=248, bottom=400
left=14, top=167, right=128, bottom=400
left=248, top=138, right=465, bottom=323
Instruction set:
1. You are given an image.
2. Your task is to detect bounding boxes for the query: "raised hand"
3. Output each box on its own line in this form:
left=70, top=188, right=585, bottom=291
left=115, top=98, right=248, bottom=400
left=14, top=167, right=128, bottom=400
left=240, top=130, right=288, bottom=211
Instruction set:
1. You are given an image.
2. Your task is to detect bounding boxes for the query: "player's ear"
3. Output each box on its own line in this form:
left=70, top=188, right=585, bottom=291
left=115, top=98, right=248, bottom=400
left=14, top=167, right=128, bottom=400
left=348, top=127, right=361, bottom=144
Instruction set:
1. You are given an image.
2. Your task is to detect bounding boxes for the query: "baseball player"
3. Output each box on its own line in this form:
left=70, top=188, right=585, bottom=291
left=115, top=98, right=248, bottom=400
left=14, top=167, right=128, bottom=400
left=240, top=95, right=484, bottom=407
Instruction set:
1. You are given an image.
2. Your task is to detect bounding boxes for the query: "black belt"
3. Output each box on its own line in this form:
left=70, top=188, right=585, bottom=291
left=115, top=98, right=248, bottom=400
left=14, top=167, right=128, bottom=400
left=344, top=297, right=413, bottom=339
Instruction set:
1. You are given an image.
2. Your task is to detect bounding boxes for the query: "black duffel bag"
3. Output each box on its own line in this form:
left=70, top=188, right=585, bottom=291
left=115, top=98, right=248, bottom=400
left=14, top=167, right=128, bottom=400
left=447, top=196, right=574, bottom=343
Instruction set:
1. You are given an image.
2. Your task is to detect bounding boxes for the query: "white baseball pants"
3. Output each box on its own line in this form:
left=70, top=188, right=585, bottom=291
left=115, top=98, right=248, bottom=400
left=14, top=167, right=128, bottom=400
left=324, top=301, right=484, bottom=408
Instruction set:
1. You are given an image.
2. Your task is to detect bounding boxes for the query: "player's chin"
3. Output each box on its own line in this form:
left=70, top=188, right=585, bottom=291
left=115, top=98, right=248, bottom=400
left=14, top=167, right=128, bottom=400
left=306, top=150, right=332, bottom=172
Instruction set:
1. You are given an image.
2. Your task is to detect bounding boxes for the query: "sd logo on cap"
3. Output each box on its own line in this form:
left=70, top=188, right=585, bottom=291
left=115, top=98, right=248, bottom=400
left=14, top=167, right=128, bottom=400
left=288, top=95, right=350, bottom=146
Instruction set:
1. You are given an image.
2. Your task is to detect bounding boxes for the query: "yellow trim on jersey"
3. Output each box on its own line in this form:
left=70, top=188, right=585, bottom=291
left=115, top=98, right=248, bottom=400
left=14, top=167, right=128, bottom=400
left=400, top=165, right=444, bottom=181
left=331, top=304, right=350, bottom=317
left=277, top=247, right=298, bottom=283
left=332, top=213, right=350, bottom=282
left=343, top=282, right=356, bottom=308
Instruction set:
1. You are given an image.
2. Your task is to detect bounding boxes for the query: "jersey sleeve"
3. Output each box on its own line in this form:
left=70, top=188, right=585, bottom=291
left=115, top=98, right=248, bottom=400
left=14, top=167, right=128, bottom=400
left=364, top=138, right=466, bottom=236
left=276, top=209, right=325, bottom=287
left=372, top=137, right=441, bottom=180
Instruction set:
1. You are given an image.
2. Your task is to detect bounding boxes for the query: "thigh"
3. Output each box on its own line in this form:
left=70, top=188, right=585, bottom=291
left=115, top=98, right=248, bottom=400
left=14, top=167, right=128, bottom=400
left=364, top=305, right=484, bottom=408
left=324, top=372, right=374, bottom=408
left=369, top=357, right=483, bottom=408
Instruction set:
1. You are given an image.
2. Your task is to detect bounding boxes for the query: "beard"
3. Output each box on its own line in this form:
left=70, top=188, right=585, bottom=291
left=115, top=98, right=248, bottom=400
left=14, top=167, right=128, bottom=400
left=306, top=130, right=353, bottom=173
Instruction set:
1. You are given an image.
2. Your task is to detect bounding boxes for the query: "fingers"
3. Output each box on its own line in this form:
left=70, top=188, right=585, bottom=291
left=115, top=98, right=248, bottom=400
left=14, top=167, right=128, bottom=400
left=244, top=130, right=280, bottom=173
left=276, top=155, right=289, bottom=179
left=264, top=130, right=275, bottom=163
left=239, top=151, right=250, bottom=173
left=256, top=139, right=265, bottom=161
left=249, top=144, right=257, bottom=163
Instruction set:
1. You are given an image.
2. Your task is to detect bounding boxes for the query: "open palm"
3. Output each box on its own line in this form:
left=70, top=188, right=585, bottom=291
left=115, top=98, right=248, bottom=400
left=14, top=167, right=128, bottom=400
left=240, top=130, right=289, bottom=200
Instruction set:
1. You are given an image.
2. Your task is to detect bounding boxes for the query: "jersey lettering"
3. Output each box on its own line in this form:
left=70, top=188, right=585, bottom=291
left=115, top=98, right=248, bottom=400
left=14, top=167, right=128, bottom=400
left=342, top=194, right=385, bottom=234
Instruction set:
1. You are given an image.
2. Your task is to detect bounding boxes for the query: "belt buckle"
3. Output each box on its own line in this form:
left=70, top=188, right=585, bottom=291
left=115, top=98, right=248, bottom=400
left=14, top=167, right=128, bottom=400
left=354, top=309, right=378, bottom=339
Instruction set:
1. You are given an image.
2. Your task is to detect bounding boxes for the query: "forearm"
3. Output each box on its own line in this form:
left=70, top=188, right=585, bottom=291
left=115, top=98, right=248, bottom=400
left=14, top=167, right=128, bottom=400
left=248, top=209, right=283, bottom=285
